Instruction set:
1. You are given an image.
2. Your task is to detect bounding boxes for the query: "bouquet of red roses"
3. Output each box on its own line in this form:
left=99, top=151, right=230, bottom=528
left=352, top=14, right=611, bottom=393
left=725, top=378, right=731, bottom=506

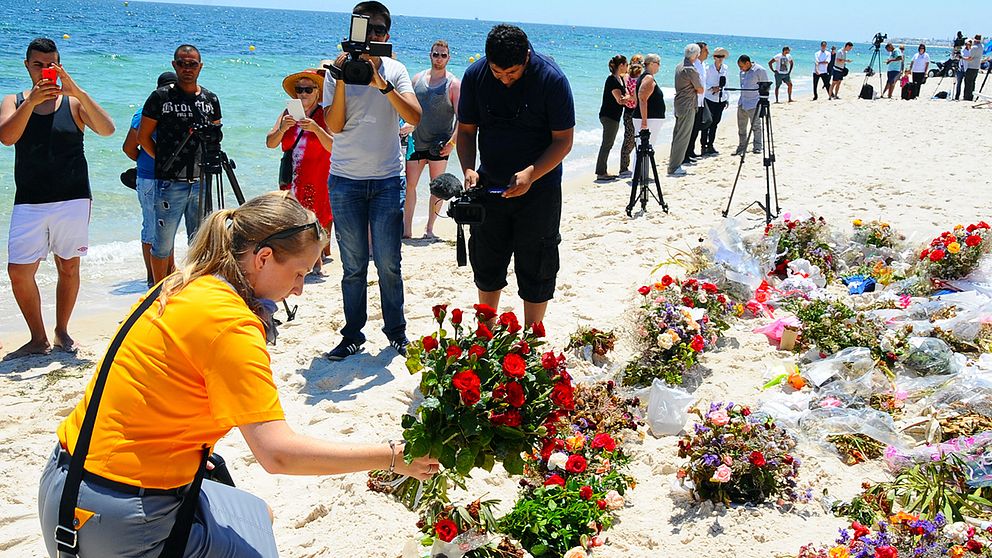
left=396, top=305, right=575, bottom=501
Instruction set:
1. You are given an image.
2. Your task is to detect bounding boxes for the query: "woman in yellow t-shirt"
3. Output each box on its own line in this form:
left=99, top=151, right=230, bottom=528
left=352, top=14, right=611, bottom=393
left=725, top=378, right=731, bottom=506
left=38, top=191, right=438, bottom=557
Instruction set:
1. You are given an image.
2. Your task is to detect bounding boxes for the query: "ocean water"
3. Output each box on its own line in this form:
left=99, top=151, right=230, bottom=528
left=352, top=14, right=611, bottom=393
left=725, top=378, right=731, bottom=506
left=0, top=0, right=880, bottom=335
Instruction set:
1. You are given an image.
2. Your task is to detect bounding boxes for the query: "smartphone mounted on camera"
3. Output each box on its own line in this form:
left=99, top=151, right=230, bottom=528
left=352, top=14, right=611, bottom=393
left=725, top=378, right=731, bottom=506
left=335, top=13, right=393, bottom=85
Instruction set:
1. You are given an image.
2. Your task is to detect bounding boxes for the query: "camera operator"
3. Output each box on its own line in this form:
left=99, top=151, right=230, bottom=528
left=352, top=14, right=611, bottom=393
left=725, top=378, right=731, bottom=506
left=964, top=34, right=983, bottom=101
left=956, top=38, right=974, bottom=100
left=137, top=44, right=221, bottom=284
left=456, top=24, right=574, bottom=328
left=733, top=55, right=769, bottom=156
left=882, top=43, right=903, bottom=99
left=322, top=1, right=421, bottom=361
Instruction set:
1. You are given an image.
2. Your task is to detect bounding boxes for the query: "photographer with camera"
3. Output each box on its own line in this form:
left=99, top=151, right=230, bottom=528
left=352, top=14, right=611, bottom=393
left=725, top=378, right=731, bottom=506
left=733, top=55, right=769, bottom=156
left=455, top=24, right=574, bottom=328
left=137, top=44, right=222, bottom=284
left=322, top=1, right=421, bottom=361
left=0, top=37, right=115, bottom=359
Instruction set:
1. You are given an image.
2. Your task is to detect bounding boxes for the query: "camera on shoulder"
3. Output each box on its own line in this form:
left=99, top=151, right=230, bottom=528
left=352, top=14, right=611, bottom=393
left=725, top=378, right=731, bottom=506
left=329, top=14, right=393, bottom=86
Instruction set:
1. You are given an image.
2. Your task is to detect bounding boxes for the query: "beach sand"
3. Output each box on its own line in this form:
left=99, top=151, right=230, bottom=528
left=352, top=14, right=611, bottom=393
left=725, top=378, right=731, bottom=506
left=2, top=83, right=991, bottom=557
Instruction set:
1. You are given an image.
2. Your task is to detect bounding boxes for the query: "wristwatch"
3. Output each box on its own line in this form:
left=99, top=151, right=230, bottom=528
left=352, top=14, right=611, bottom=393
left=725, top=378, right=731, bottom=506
left=379, top=80, right=395, bottom=95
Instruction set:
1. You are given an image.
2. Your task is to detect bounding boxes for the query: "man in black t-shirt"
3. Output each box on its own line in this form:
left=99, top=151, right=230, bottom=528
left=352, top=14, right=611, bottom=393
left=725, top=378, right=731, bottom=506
left=137, top=44, right=222, bottom=283
left=456, top=24, right=575, bottom=328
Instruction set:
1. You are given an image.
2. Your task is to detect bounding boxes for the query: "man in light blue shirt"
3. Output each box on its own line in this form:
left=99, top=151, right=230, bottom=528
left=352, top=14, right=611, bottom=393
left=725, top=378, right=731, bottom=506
left=734, top=55, right=769, bottom=155
left=883, top=43, right=902, bottom=99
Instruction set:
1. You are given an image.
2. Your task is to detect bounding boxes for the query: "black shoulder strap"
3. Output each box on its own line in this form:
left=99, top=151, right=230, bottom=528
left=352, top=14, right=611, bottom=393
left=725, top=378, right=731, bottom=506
left=55, top=284, right=164, bottom=556
left=15, top=92, right=24, bottom=108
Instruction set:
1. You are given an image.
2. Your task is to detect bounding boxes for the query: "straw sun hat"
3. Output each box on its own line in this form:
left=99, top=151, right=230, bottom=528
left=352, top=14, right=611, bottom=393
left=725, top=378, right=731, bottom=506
left=282, top=69, right=324, bottom=102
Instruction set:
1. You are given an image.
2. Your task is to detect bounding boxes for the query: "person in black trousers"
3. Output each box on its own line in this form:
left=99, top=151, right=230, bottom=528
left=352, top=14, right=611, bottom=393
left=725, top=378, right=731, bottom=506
left=595, top=54, right=629, bottom=180
left=701, top=47, right=729, bottom=156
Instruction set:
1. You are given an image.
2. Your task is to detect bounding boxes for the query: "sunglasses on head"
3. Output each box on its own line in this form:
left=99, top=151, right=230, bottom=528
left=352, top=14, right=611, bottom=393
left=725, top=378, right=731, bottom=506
left=174, top=59, right=200, bottom=69
left=369, top=23, right=388, bottom=36
left=254, top=221, right=320, bottom=254
left=431, top=52, right=449, bottom=58
left=295, top=86, right=316, bottom=94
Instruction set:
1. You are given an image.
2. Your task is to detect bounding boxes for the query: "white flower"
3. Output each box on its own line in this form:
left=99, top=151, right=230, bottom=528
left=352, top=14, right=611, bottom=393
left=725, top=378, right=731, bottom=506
left=698, top=292, right=707, bottom=303
left=563, top=548, right=587, bottom=558
left=943, top=522, right=971, bottom=543
left=657, top=333, right=674, bottom=350
left=547, top=452, right=569, bottom=470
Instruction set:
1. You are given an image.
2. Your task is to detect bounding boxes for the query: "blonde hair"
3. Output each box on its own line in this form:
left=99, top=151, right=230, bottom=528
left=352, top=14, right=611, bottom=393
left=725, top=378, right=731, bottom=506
left=629, top=63, right=644, bottom=78
left=630, top=53, right=644, bottom=65
left=159, top=191, right=325, bottom=317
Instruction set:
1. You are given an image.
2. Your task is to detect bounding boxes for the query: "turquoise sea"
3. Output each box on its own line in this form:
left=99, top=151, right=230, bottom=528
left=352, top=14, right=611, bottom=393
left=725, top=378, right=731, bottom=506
left=0, top=0, right=888, bottom=335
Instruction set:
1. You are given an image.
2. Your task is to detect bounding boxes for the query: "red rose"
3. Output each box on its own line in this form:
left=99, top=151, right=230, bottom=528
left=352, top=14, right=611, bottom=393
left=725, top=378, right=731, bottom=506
left=531, top=321, right=546, bottom=338
left=434, top=518, right=459, bottom=543
left=979, top=221, right=991, bottom=229
left=490, top=410, right=521, bottom=427
left=579, top=485, right=593, bottom=500
left=502, top=353, right=527, bottom=378
left=516, top=340, right=531, bottom=355
left=468, top=344, right=486, bottom=358
left=783, top=454, right=793, bottom=464
left=473, top=303, right=497, bottom=321
left=551, top=381, right=575, bottom=410
left=929, top=249, right=945, bottom=262
left=460, top=387, right=481, bottom=406
left=852, top=521, right=870, bottom=540
left=717, top=294, right=727, bottom=304
left=690, top=335, right=705, bottom=352
left=661, top=275, right=674, bottom=286
left=544, top=474, right=565, bottom=487
left=597, top=499, right=607, bottom=510
left=499, top=312, right=521, bottom=334
left=638, top=285, right=651, bottom=295
left=476, top=322, right=494, bottom=341
left=966, top=539, right=984, bottom=552
left=702, top=282, right=718, bottom=294
left=748, top=451, right=766, bottom=467
left=541, top=351, right=558, bottom=370
left=503, top=381, right=526, bottom=407
left=874, top=546, right=897, bottom=558
left=432, top=304, right=448, bottom=321
left=446, top=345, right=463, bottom=359
left=565, top=454, right=588, bottom=474
left=684, top=278, right=699, bottom=289
left=966, top=235, right=982, bottom=247
left=540, top=438, right=557, bottom=461
left=682, top=296, right=695, bottom=308
left=452, top=369, right=481, bottom=392
left=741, top=406, right=752, bottom=417
left=590, top=433, right=616, bottom=452
left=422, top=335, right=439, bottom=352
left=450, top=308, right=463, bottom=324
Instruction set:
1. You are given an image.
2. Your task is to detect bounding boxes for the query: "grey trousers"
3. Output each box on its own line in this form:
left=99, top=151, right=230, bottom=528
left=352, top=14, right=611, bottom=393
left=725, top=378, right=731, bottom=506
left=737, top=106, right=762, bottom=152
left=668, top=105, right=696, bottom=173
left=595, top=116, right=621, bottom=175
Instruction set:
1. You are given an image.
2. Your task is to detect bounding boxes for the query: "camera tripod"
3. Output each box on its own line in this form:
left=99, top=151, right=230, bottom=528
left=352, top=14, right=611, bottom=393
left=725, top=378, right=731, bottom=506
left=722, top=96, right=780, bottom=225
left=861, top=41, right=885, bottom=99
left=625, top=130, right=668, bottom=217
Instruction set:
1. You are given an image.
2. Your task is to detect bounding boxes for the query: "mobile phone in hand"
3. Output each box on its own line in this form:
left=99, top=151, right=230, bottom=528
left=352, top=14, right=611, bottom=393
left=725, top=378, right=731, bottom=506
left=41, top=67, right=58, bottom=84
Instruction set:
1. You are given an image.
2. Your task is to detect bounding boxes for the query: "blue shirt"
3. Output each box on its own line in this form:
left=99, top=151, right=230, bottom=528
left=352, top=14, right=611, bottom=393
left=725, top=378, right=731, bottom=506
left=885, top=49, right=903, bottom=71
left=458, top=47, right=575, bottom=188
left=738, top=63, right=769, bottom=111
left=130, top=109, right=155, bottom=179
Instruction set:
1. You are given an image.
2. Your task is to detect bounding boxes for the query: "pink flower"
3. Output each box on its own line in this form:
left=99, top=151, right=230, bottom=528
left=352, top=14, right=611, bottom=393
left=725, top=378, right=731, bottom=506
left=710, top=464, right=732, bottom=483
left=708, top=409, right=730, bottom=426
left=604, top=490, right=625, bottom=510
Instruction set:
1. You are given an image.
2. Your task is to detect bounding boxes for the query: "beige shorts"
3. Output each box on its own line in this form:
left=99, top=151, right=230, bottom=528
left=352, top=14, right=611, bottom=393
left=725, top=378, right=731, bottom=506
left=7, top=199, right=90, bottom=264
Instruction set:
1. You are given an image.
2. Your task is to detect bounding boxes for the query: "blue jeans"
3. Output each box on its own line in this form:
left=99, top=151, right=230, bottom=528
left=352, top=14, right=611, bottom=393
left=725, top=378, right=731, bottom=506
left=136, top=177, right=157, bottom=244
left=328, top=174, right=406, bottom=343
left=152, top=179, right=201, bottom=259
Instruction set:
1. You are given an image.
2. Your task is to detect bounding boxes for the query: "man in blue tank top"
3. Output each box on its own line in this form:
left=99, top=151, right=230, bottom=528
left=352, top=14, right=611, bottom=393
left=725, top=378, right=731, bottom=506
left=0, top=37, right=115, bottom=359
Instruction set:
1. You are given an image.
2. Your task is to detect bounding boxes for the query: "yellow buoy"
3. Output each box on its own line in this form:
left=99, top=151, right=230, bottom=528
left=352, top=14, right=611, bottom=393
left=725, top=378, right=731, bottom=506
left=475, top=53, right=481, bottom=59
left=248, top=45, right=256, bottom=52
left=336, top=44, right=343, bottom=51
left=468, top=56, right=475, bottom=63
left=63, top=34, right=70, bottom=40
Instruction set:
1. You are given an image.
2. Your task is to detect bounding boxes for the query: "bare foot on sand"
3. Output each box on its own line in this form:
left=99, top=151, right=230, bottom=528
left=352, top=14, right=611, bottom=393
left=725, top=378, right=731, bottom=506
left=3, top=339, right=52, bottom=360
left=53, top=331, right=79, bottom=354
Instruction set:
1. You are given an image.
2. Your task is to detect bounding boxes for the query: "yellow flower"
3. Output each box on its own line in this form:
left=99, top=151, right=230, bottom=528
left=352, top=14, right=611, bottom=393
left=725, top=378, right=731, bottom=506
left=880, top=222, right=890, bottom=228
left=948, top=242, right=961, bottom=254
left=565, top=434, right=585, bottom=452
left=852, top=219, right=863, bottom=227
left=949, top=545, right=966, bottom=558
left=829, top=546, right=850, bottom=558
left=954, top=224, right=964, bottom=231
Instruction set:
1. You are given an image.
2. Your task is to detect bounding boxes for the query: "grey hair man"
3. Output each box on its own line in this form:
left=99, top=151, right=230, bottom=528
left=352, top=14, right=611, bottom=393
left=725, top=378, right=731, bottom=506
left=667, top=43, right=702, bottom=177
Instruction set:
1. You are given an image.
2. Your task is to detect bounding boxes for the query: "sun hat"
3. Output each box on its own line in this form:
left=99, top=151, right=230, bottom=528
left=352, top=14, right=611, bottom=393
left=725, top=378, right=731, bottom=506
left=282, top=69, right=324, bottom=101
left=713, top=47, right=729, bottom=57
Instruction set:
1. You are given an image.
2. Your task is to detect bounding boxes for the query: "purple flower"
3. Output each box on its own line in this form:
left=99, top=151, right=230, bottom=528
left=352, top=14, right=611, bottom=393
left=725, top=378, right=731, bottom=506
left=694, top=423, right=711, bottom=434
left=702, top=454, right=720, bottom=467
left=836, top=528, right=851, bottom=545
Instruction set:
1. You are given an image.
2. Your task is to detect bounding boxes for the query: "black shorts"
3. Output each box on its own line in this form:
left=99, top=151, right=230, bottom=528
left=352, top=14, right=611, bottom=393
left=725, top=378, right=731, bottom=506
left=468, top=182, right=562, bottom=303
left=408, top=150, right=448, bottom=162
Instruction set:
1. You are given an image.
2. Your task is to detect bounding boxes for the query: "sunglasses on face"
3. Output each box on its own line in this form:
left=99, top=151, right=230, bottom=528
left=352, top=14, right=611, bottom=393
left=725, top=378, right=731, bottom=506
left=174, top=59, right=200, bottom=69
left=369, top=23, right=388, bottom=36
left=295, top=86, right=316, bottom=94
left=254, top=221, right=320, bottom=254
left=431, top=52, right=448, bottom=58
left=714, top=55, right=726, bottom=59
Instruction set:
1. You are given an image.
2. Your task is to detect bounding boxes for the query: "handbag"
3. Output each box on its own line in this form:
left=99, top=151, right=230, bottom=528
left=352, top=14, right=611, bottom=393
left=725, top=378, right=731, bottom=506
left=55, top=284, right=233, bottom=558
left=278, top=131, right=304, bottom=188
left=700, top=103, right=713, bottom=129
left=842, top=66, right=850, bottom=77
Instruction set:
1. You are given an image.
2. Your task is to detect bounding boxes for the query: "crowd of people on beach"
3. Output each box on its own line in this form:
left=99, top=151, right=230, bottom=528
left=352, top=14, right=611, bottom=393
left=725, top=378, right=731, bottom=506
left=594, top=33, right=991, bottom=181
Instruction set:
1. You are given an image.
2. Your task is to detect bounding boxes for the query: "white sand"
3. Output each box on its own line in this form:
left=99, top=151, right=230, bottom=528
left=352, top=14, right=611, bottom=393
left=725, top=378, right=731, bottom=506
left=3, top=88, right=992, bottom=557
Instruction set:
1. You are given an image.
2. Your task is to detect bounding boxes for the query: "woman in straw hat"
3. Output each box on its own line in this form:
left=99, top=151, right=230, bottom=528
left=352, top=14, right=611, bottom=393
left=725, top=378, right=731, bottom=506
left=266, top=69, right=334, bottom=272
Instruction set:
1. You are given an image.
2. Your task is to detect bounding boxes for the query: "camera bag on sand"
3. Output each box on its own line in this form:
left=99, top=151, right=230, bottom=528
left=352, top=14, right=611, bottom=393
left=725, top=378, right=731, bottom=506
left=902, top=83, right=918, bottom=100
left=859, top=83, right=874, bottom=100
left=55, top=284, right=232, bottom=558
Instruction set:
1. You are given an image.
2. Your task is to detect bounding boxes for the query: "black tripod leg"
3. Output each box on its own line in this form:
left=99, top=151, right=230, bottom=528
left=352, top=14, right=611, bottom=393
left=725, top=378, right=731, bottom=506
left=223, top=157, right=246, bottom=205
left=647, top=152, right=668, bottom=212
left=765, top=107, right=780, bottom=216
left=626, top=149, right=642, bottom=216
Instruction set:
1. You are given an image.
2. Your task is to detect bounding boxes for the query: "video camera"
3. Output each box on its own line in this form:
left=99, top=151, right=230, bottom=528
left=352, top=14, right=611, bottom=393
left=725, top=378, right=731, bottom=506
left=429, top=173, right=486, bottom=226
left=193, top=122, right=225, bottom=173
left=334, top=14, right=393, bottom=85
left=872, top=32, right=887, bottom=49
left=757, top=81, right=771, bottom=98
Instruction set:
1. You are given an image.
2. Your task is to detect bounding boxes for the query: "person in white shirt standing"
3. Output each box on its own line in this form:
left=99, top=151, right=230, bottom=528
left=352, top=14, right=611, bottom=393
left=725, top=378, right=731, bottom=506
left=686, top=42, right=708, bottom=163
left=813, top=42, right=830, bottom=100
left=768, top=46, right=794, bottom=103
left=829, top=42, right=853, bottom=100
left=909, top=44, right=930, bottom=99
left=963, top=34, right=983, bottom=101
left=701, top=47, right=729, bottom=156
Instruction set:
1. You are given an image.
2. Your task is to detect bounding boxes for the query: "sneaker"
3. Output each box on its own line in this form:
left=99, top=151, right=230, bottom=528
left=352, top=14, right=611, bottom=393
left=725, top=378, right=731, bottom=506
left=705, top=147, right=720, bottom=156
left=667, top=167, right=687, bottom=177
left=731, top=148, right=745, bottom=156
left=682, top=158, right=695, bottom=166
left=389, top=336, right=410, bottom=357
left=752, top=148, right=762, bottom=154
left=618, top=170, right=632, bottom=178
left=326, top=338, right=364, bottom=361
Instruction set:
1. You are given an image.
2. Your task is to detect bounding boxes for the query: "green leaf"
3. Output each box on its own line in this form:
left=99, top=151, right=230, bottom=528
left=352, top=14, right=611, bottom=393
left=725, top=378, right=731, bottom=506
left=456, top=446, right=478, bottom=476
left=400, top=414, right=416, bottom=430
left=503, top=450, right=524, bottom=475
left=407, top=436, right=430, bottom=459
left=481, top=453, right=496, bottom=472
left=406, top=354, right=424, bottom=374
left=421, top=397, right=440, bottom=410
left=439, top=445, right=457, bottom=469
left=531, top=544, right=548, bottom=556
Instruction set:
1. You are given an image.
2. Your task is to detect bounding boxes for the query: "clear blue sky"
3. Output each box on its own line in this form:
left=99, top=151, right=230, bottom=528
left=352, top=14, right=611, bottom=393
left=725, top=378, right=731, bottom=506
left=143, top=0, right=981, bottom=42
